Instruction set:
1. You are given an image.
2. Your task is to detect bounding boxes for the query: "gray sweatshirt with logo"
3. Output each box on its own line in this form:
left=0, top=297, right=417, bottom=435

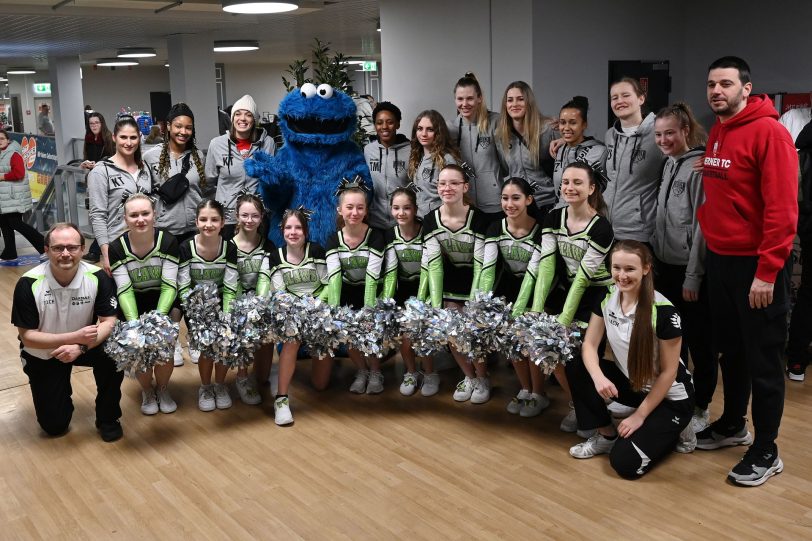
left=143, top=145, right=205, bottom=236
left=496, top=122, right=557, bottom=209
left=364, top=134, right=411, bottom=229
left=552, top=137, right=607, bottom=206
left=87, top=159, right=153, bottom=246
left=448, top=112, right=506, bottom=213
left=412, top=152, right=458, bottom=218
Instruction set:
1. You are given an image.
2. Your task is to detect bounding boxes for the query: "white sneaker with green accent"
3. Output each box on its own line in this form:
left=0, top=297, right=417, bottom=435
left=141, top=388, right=159, bottom=415
left=198, top=385, right=216, bottom=412
left=213, top=383, right=232, bottom=409
left=400, top=372, right=418, bottom=396
left=471, top=377, right=491, bottom=404
left=520, top=393, right=550, bottom=417
left=366, top=370, right=384, bottom=394
left=421, top=372, right=440, bottom=397
left=453, top=376, right=476, bottom=402
left=507, top=389, right=531, bottom=414
left=350, top=370, right=369, bottom=394
left=236, top=377, right=262, bottom=405
left=156, top=386, right=177, bottom=414
left=274, top=396, right=294, bottom=426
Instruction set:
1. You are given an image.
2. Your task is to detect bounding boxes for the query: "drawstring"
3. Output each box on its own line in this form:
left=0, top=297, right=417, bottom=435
left=612, top=131, right=619, bottom=172
left=458, top=117, right=482, bottom=154
left=227, top=138, right=232, bottom=175
left=629, top=135, right=641, bottom=175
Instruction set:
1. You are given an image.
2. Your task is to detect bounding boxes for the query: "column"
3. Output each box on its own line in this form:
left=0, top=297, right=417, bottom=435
left=49, top=56, right=86, bottom=164
left=167, top=33, right=219, bottom=146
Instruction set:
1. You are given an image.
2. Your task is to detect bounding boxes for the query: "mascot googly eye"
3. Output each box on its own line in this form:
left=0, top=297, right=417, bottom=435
left=300, top=83, right=317, bottom=99
left=317, top=84, right=334, bottom=99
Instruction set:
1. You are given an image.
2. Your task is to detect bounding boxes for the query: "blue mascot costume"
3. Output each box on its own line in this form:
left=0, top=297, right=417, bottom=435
left=245, top=83, right=372, bottom=246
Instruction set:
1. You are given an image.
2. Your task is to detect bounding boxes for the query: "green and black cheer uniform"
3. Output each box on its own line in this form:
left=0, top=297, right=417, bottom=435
left=108, top=230, right=179, bottom=321
left=479, top=218, right=541, bottom=316
left=381, top=224, right=423, bottom=305
left=258, top=242, right=327, bottom=298
left=418, top=206, right=490, bottom=307
left=178, top=237, right=240, bottom=312
left=324, top=227, right=385, bottom=308
left=524, top=206, right=613, bottom=325
left=232, top=238, right=274, bottom=294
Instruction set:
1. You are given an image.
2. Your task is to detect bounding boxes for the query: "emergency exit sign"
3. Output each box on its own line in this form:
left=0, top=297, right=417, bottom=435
left=362, top=61, right=377, bottom=72
left=33, top=83, right=51, bottom=94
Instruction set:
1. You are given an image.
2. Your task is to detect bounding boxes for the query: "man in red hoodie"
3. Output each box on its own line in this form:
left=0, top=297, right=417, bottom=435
left=696, top=56, right=798, bottom=487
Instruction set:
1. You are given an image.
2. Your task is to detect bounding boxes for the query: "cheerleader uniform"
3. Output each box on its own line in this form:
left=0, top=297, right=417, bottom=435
left=419, top=206, right=490, bottom=307
left=178, top=237, right=240, bottom=312
left=527, top=206, right=614, bottom=325
left=324, top=227, right=386, bottom=308
left=232, top=238, right=274, bottom=294
left=479, top=218, right=541, bottom=314
left=381, top=224, right=423, bottom=305
left=108, top=230, right=179, bottom=321
left=258, top=242, right=327, bottom=298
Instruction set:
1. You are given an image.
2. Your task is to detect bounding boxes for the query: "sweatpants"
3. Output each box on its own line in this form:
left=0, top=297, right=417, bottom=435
left=21, top=347, right=124, bottom=437
left=566, top=357, right=692, bottom=478
left=706, top=250, right=790, bottom=449
left=0, top=212, right=45, bottom=260
left=654, top=259, right=716, bottom=410
left=786, top=240, right=812, bottom=370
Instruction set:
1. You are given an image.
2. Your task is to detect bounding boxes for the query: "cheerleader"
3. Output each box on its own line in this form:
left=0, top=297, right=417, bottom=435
left=419, top=164, right=490, bottom=403
left=178, top=199, right=240, bottom=412
left=552, top=96, right=607, bottom=203
left=479, top=178, right=544, bottom=416
left=323, top=180, right=386, bottom=394
left=407, top=110, right=461, bottom=218
left=230, top=192, right=274, bottom=405
left=381, top=185, right=437, bottom=396
left=108, top=193, right=179, bottom=415
left=522, top=162, right=614, bottom=435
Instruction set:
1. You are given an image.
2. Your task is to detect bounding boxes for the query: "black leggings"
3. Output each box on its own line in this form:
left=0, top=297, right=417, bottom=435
left=0, top=212, right=44, bottom=259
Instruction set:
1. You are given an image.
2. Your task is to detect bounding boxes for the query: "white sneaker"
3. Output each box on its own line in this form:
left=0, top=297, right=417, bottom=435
left=141, top=388, right=159, bottom=415
left=198, top=384, right=216, bottom=412
left=561, top=402, right=596, bottom=439
left=690, top=408, right=710, bottom=434
left=236, top=377, right=262, bottom=405
left=569, top=433, right=616, bottom=459
left=453, top=376, right=476, bottom=402
left=274, top=396, right=294, bottom=426
left=349, top=370, right=369, bottom=394
left=607, top=401, right=636, bottom=418
left=399, top=372, right=418, bottom=396
left=421, top=372, right=440, bottom=397
left=366, top=371, right=384, bottom=394
left=156, top=386, right=177, bottom=414
left=213, top=383, right=232, bottom=409
left=676, top=423, right=697, bottom=454
left=507, top=389, right=532, bottom=414
left=471, top=377, right=491, bottom=404
left=173, top=343, right=184, bottom=366
left=190, top=348, right=201, bottom=364
left=520, top=393, right=550, bottom=417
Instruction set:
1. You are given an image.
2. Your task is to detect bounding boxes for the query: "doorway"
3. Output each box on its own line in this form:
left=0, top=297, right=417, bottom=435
left=608, top=60, right=670, bottom=128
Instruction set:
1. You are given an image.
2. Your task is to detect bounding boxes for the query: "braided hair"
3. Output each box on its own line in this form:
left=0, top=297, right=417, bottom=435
left=157, top=105, right=207, bottom=190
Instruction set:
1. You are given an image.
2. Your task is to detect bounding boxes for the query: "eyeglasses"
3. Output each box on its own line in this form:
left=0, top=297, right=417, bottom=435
left=238, top=213, right=261, bottom=221
left=48, top=244, right=83, bottom=254
left=437, top=181, right=465, bottom=188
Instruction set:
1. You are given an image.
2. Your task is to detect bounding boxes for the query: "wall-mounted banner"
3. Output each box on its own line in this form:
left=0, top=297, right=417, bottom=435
left=7, top=132, right=58, bottom=200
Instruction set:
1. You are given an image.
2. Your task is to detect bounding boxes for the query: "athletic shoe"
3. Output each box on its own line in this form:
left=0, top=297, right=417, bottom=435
left=727, top=445, right=784, bottom=487
left=569, top=434, right=615, bottom=459
left=690, top=408, right=711, bottom=434
left=96, top=420, right=123, bottom=442
left=156, top=386, right=177, bottom=414
left=696, top=423, right=753, bottom=450
left=786, top=361, right=805, bottom=382
left=236, top=377, right=262, bottom=405
left=470, top=377, right=491, bottom=404
left=214, top=383, right=232, bottom=409
left=399, top=372, right=418, bottom=396
left=520, top=393, right=550, bottom=418
left=560, top=402, right=578, bottom=432
left=198, top=385, right=216, bottom=412
left=141, top=388, right=159, bottom=416
left=189, top=348, right=201, bottom=364
left=173, top=343, right=184, bottom=367
left=366, top=370, right=384, bottom=394
left=507, top=389, right=532, bottom=414
left=83, top=252, right=101, bottom=263
left=274, top=396, right=294, bottom=426
left=421, top=372, right=440, bottom=397
left=607, top=401, right=636, bottom=418
left=675, top=423, right=696, bottom=453
left=453, top=376, right=476, bottom=402
left=349, top=370, right=369, bottom=394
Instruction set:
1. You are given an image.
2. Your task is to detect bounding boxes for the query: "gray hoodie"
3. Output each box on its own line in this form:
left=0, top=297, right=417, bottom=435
left=496, top=123, right=557, bottom=208
left=448, top=112, right=506, bottom=213
left=143, top=144, right=204, bottom=236
left=87, top=159, right=152, bottom=246
left=651, top=147, right=707, bottom=291
left=552, top=137, right=607, bottom=206
left=205, top=128, right=276, bottom=225
left=364, top=134, right=411, bottom=229
left=602, top=112, right=665, bottom=242
left=412, top=152, right=457, bottom=218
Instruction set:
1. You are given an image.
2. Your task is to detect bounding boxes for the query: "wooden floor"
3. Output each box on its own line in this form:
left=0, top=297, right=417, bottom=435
left=1, top=260, right=812, bottom=540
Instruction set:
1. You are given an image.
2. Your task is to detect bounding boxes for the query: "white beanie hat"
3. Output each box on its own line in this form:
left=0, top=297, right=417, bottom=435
left=232, top=94, right=259, bottom=121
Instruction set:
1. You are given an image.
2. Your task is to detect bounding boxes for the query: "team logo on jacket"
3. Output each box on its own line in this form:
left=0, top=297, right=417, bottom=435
left=368, top=159, right=381, bottom=172
left=394, top=161, right=406, bottom=175
left=477, top=136, right=492, bottom=150
left=632, top=149, right=646, bottom=164
left=672, top=181, right=686, bottom=196
left=422, top=168, right=433, bottom=181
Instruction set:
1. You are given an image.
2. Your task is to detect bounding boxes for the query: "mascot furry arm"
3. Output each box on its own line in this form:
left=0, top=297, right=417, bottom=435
left=245, top=83, right=372, bottom=246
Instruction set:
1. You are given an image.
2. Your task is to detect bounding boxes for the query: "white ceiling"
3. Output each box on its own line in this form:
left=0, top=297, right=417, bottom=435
left=0, top=0, right=381, bottom=69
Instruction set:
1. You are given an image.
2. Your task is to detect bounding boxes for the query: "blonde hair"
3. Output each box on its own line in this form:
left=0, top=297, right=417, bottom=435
left=454, top=72, right=490, bottom=133
left=496, top=81, right=550, bottom=167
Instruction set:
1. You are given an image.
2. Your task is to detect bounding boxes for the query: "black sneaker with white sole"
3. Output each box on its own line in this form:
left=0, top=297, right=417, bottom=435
left=727, top=444, right=783, bottom=486
left=786, top=361, right=806, bottom=382
left=696, top=421, right=753, bottom=450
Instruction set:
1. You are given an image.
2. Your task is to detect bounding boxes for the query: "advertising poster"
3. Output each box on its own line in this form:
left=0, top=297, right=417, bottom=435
left=7, top=132, right=58, bottom=200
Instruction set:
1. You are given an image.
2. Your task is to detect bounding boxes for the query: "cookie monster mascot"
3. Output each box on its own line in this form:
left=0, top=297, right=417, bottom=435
left=245, top=83, right=372, bottom=246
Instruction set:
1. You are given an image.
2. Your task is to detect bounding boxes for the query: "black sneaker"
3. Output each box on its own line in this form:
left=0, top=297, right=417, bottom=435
left=696, top=421, right=753, bottom=450
left=95, top=420, right=123, bottom=442
left=728, top=445, right=783, bottom=486
left=786, top=362, right=805, bottom=382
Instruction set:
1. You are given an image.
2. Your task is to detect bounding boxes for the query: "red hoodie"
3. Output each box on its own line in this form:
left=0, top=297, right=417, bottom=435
left=698, top=94, right=799, bottom=282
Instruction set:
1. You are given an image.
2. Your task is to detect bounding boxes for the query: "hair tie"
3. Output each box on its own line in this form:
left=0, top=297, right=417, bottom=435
left=459, top=161, right=476, bottom=181
left=119, top=187, right=156, bottom=211
left=334, top=175, right=370, bottom=197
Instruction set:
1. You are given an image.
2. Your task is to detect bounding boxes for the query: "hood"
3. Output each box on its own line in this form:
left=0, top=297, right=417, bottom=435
left=372, top=133, right=410, bottom=150
left=278, top=84, right=358, bottom=147
left=611, top=111, right=656, bottom=136
left=717, top=94, right=778, bottom=127
left=1, top=140, right=22, bottom=155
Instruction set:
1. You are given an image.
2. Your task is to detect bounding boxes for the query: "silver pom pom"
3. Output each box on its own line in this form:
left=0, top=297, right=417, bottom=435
left=181, top=282, right=223, bottom=353
left=507, top=312, right=583, bottom=374
left=396, top=297, right=454, bottom=357
left=346, top=298, right=402, bottom=358
left=105, top=311, right=179, bottom=374
left=447, top=291, right=513, bottom=361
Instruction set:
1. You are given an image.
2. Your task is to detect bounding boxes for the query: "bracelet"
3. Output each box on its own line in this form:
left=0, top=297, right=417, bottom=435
left=78, top=344, right=88, bottom=355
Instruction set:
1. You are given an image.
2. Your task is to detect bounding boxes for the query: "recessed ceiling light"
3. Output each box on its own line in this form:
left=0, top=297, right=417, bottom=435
left=213, top=40, right=260, bottom=52
left=7, top=68, right=36, bottom=75
left=221, top=1, right=298, bottom=14
left=117, top=48, right=157, bottom=58
left=97, top=58, right=139, bottom=67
